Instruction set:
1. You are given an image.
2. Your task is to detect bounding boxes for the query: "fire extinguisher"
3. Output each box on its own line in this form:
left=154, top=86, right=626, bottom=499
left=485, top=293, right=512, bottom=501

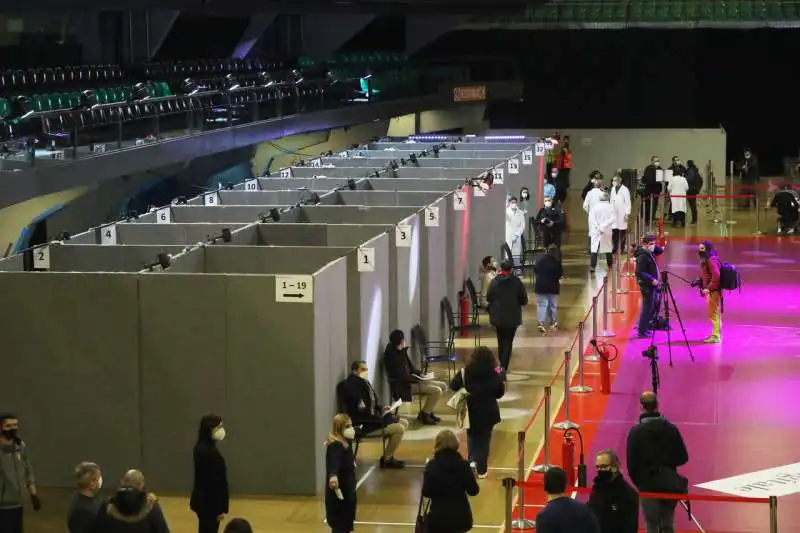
left=562, top=432, right=576, bottom=489
left=458, top=288, right=470, bottom=337
left=591, top=339, right=618, bottom=395
left=657, top=216, right=666, bottom=247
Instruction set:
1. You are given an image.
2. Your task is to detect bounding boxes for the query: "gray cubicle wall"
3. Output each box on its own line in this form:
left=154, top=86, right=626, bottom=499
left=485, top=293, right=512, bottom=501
left=318, top=157, right=501, bottom=169
left=131, top=206, right=302, bottom=224
left=0, top=252, right=348, bottom=496
left=49, top=244, right=188, bottom=272
left=0, top=253, right=24, bottom=272
left=68, top=223, right=248, bottom=245
left=323, top=149, right=524, bottom=160
left=213, top=190, right=443, bottom=208
left=371, top=142, right=532, bottom=151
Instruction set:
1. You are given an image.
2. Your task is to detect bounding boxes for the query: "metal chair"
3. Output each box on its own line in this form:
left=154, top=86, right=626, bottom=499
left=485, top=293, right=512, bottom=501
left=411, top=323, right=457, bottom=380
left=442, top=295, right=480, bottom=349
left=335, top=380, right=386, bottom=461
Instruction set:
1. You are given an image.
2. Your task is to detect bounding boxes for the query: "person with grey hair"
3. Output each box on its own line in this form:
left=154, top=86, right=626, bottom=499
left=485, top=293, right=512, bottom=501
left=92, top=469, right=170, bottom=533
left=587, top=190, right=615, bottom=273
left=68, top=462, right=103, bottom=533
left=587, top=450, right=638, bottom=533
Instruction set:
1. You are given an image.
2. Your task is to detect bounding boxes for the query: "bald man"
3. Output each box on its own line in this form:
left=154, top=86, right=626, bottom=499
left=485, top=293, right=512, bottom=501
left=626, top=392, right=688, bottom=533
left=121, top=469, right=145, bottom=490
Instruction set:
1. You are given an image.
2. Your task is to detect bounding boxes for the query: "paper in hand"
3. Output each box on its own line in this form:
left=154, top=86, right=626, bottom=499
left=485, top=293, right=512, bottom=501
left=388, top=398, right=403, bottom=412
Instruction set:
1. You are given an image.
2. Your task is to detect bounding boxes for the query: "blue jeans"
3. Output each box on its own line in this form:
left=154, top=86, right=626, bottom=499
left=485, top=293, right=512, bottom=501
left=536, top=294, right=558, bottom=325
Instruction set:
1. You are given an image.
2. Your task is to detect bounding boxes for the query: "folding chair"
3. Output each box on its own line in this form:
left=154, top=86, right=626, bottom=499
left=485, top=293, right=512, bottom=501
left=411, top=323, right=457, bottom=380
left=442, top=295, right=480, bottom=349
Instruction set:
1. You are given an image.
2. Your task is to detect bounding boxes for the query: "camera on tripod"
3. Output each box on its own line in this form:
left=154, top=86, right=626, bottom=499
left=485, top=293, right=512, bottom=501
left=642, top=344, right=658, bottom=360
left=689, top=278, right=702, bottom=289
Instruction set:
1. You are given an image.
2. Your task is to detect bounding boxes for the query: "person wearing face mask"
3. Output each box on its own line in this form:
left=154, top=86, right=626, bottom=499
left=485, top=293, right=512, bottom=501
left=582, top=178, right=604, bottom=254
left=666, top=170, right=689, bottom=227
left=190, top=413, right=229, bottom=533
left=587, top=450, right=638, bottom=533
left=479, top=256, right=498, bottom=308
left=325, top=414, right=357, bottom=533
left=337, top=360, right=408, bottom=467
left=641, top=156, right=662, bottom=223
left=68, top=462, right=104, bottom=533
left=556, top=136, right=572, bottom=202
left=0, top=413, right=39, bottom=533
left=684, top=160, right=703, bottom=225
left=544, top=172, right=557, bottom=202
left=534, top=197, right=564, bottom=249
left=665, top=156, right=686, bottom=219
left=610, top=174, right=631, bottom=254
left=588, top=191, right=615, bottom=273
left=634, top=234, right=664, bottom=338
left=739, top=149, right=759, bottom=209
left=487, top=260, right=529, bottom=372
left=518, top=187, right=531, bottom=215
left=505, top=197, right=526, bottom=262
left=582, top=170, right=602, bottom=200
left=697, top=241, right=722, bottom=344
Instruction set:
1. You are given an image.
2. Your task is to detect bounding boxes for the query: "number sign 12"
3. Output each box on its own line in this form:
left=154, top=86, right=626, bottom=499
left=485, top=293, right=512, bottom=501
left=32, top=245, right=50, bottom=270
left=395, top=224, right=411, bottom=247
left=508, top=158, right=520, bottom=175
left=244, top=179, right=259, bottom=191
left=357, top=247, right=375, bottom=272
left=100, top=223, right=117, bottom=245
left=424, top=206, right=440, bottom=227
left=156, top=207, right=171, bottom=224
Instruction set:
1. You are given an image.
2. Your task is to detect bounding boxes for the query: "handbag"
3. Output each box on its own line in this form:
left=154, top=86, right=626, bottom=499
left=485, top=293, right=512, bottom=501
left=446, top=368, right=470, bottom=429
left=414, top=495, right=431, bottom=533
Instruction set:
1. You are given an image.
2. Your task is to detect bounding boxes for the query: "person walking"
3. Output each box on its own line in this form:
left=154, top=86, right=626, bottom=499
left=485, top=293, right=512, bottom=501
left=587, top=450, right=639, bottom=533
left=325, top=414, right=357, bottom=533
left=67, top=462, right=104, bottom=533
left=698, top=240, right=722, bottom=343
left=486, top=260, right=529, bottom=372
left=420, top=429, right=480, bottom=533
left=588, top=191, right=615, bottom=273
left=0, top=413, right=40, bottom=533
left=533, top=244, right=562, bottom=334
left=190, top=413, right=229, bottom=533
left=449, top=346, right=505, bottom=478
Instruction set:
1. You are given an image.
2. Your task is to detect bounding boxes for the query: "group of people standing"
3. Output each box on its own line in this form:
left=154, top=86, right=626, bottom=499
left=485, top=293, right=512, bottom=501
left=641, top=155, right=704, bottom=226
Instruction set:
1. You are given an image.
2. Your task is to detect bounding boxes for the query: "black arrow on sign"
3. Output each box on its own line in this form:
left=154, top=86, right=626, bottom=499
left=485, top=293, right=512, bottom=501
left=284, top=293, right=305, bottom=298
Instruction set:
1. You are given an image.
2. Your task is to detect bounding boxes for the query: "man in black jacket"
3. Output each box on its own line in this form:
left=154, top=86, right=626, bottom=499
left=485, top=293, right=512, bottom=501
left=67, top=462, right=103, bottom=533
left=626, top=391, right=689, bottom=533
left=739, top=149, right=760, bottom=209
left=634, top=233, right=663, bottom=338
left=641, top=156, right=663, bottom=223
left=684, top=160, right=703, bottom=225
left=337, top=360, right=407, bottom=468
left=534, top=197, right=565, bottom=248
left=771, top=184, right=800, bottom=234
left=487, top=260, right=529, bottom=372
left=588, top=449, right=638, bottom=533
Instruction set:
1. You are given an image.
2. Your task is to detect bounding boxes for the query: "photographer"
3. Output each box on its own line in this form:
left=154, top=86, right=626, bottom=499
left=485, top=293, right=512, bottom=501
left=697, top=241, right=722, bottom=344
left=634, top=234, right=663, bottom=338
left=534, top=196, right=564, bottom=248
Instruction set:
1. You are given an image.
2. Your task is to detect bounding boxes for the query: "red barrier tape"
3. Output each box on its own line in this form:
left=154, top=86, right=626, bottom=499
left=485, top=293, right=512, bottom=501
left=654, top=194, right=755, bottom=199
left=515, top=480, right=770, bottom=504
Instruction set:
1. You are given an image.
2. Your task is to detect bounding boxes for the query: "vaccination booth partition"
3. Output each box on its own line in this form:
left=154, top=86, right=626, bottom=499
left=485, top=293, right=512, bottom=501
left=0, top=136, right=548, bottom=497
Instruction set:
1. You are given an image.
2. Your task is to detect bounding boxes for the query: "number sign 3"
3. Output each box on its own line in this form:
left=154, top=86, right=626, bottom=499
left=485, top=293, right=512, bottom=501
left=395, top=224, right=411, bottom=247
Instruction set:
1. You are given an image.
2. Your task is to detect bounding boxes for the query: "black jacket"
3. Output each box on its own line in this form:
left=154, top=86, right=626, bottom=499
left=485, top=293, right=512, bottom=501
left=534, top=253, right=563, bottom=295
left=92, top=489, right=170, bottom=533
left=449, top=368, right=505, bottom=432
left=668, top=163, right=687, bottom=178
left=535, top=207, right=564, bottom=232
left=642, top=164, right=662, bottom=196
left=587, top=474, right=639, bottom=533
left=421, top=448, right=479, bottom=533
left=626, top=412, right=689, bottom=491
left=68, top=492, right=102, bottom=533
left=771, top=190, right=800, bottom=217
left=634, top=245, right=663, bottom=289
left=685, top=166, right=702, bottom=195
left=337, top=374, right=385, bottom=435
left=383, top=344, right=422, bottom=402
left=740, top=156, right=759, bottom=183
left=189, top=440, right=229, bottom=517
left=486, top=272, right=528, bottom=329
left=325, top=440, right=357, bottom=531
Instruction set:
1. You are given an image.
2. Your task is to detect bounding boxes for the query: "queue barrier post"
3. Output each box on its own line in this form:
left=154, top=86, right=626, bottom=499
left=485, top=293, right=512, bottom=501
left=570, top=322, right=593, bottom=393
left=585, top=297, right=601, bottom=362
left=769, top=495, right=778, bottom=533
left=648, top=194, right=655, bottom=231
left=726, top=162, right=738, bottom=225
left=614, top=245, right=630, bottom=292
left=611, top=260, right=625, bottom=313
left=553, top=349, right=579, bottom=431
left=622, top=216, right=636, bottom=278
left=753, top=194, right=765, bottom=236
left=513, top=431, right=536, bottom=529
left=530, top=387, right=556, bottom=474
left=502, top=477, right=516, bottom=533
left=599, top=277, right=616, bottom=337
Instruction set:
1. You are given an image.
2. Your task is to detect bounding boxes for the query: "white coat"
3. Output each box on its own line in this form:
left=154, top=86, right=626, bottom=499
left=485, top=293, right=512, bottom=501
left=505, top=205, right=526, bottom=257
left=610, top=184, right=631, bottom=230
left=667, top=175, right=689, bottom=214
left=583, top=187, right=604, bottom=215
left=588, top=201, right=615, bottom=254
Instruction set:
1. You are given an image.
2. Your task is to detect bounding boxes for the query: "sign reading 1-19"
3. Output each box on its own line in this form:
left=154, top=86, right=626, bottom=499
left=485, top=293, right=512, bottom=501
left=283, top=280, right=307, bottom=290
left=275, top=274, right=314, bottom=303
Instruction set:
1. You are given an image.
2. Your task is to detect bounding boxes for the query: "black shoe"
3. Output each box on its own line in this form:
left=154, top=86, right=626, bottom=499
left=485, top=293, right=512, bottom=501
left=380, top=457, right=406, bottom=469
left=430, top=413, right=441, bottom=423
left=418, top=412, right=439, bottom=425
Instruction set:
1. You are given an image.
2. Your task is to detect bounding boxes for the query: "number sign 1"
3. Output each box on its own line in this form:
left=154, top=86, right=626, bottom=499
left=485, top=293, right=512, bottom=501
left=244, top=179, right=259, bottom=191
left=204, top=192, right=219, bottom=206
left=357, top=247, right=375, bottom=272
left=156, top=207, right=171, bottom=224
left=453, top=191, right=467, bottom=211
left=275, top=274, right=314, bottom=303
left=32, top=245, right=50, bottom=270
left=508, top=158, right=520, bottom=175
left=100, top=223, right=117, bottom=245
left=395, top=224, right=411, bottom=247
left=280, top=168, right=292, bottom=178
left=522, top=150, right=534, bottom=165
left=424, top=206, right=440, bottom=227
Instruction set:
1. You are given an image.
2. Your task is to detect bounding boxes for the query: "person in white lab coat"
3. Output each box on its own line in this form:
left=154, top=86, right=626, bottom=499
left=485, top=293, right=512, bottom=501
left=667, top=173, right=689, bottom=227
left=588, top=192, right=615, bottom=273
left=505, top=197, right=527, bottom=261
left=582, top=179, right=604, bottom=253
left=610, top=174, right=632, bottom=253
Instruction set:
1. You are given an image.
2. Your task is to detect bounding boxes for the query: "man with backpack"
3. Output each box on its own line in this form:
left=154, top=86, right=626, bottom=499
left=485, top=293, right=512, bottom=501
left=698, top=240, right=722, bottom=343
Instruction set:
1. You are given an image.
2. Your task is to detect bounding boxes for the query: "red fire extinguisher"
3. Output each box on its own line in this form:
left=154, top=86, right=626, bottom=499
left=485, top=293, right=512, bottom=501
left=657, top=216, right=666, bottom=247
left=458, top=289, right=470, bottom=337
left=600, top=351, right=611, bottom=395
left=562, top=432, right=576, bottom=489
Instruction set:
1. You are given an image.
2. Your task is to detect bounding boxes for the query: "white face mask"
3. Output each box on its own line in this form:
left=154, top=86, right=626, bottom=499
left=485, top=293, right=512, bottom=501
left=521, top=192, right=529, bottom=199
left=653, top=161, right=660, bottom=167
left=509, top=204, right=518, bottom=211
left=358, top=371, right=369, bottom=380
left=96, top=476, right=103, bottom=490
left=544, top=202, right=552, bottom=208
left=342, top=427, right=356, bottom=440
left=212, top=427, right=226, bottom=441
left=551, top=172, right=558, bottom=178
left=613, top=181, right=620, bottom=188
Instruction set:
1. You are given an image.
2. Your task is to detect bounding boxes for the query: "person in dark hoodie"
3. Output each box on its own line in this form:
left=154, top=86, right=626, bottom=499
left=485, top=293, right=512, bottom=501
left=190, top=414, right=229, bottom=533
left=684, top=160, right=703, bottom=225
left=626, top=391, right=688, bottom=533
left=534, top=197, right=564, bottom=249
left=91, top=470, right=170, bottom=533
left=486, top=260, right=528, bottom=372
left=641, top=156, right=662, bottom=223
left=771, top=183, right=800, bottom=234
left=634, top=233, right=663, bottom=338
left=421, top=429, right=479, bottom=533
left=68, top=462, right=104, bottom=533
left=587, top=449, right=638, bottom=533
left=222, top=519, right=252, bottom=533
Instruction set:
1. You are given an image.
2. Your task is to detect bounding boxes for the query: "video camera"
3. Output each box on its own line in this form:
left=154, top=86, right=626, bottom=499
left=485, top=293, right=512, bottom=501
left=642, top=344, right=658, bottom=360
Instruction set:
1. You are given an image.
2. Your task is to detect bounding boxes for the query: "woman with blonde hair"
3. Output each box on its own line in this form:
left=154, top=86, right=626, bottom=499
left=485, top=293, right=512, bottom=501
left=420, top=429, right=480, bottom=533
left=325, top=413, right=357, bottom=533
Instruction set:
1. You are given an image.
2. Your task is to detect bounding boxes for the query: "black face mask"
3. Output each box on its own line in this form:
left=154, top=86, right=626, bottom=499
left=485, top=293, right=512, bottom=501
left=698, top=251, right=708, bottom=259
left=595, top=470, right=614, bottom=483
left=1, top=429, right=18, bottom=441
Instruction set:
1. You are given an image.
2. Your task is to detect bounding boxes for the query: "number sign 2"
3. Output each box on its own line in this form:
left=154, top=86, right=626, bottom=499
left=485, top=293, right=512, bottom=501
left=32, top=245, right=50, bottom=270
left=156, top=207, right=171, bottom=224
left=357, top=247, right=375, bottom=272
left=100, top=224, right=117, bottom=245
left=395, top=224, right=411, bottom=247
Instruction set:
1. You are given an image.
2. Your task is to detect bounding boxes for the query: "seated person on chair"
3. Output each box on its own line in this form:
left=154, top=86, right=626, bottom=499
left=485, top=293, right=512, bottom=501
left=383, top=329, right=447, bottom=426
left=772, top=184, right=800, bottom=234
left=337, top=361, right=407, bottom=469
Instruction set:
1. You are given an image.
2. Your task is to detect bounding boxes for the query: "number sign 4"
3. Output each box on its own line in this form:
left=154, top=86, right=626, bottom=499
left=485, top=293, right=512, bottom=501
left=100, top=223, right=117, bottom=245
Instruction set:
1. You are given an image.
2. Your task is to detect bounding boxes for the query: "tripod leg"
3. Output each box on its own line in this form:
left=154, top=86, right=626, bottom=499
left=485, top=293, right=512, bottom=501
left=666, top=285, right=695, bottom=362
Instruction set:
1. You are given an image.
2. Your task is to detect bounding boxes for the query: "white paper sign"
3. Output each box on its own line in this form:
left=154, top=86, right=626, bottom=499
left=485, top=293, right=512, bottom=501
left=473, top=186, right=486, bottom=197
left=100, top=223, right=117, bottom=246
left=695, top=462, right=800, bottom=498
left=424, top=206, right=440, bottom=227
left=310, top=158, right=321, bottom=168
left=275, top=275, right=314, bottom=303
left=453, top=191, right=467, bottom=211
left=338, top=151, right=349, bottom=158
left=204, top=192, right=219, bottom=206
left=545, top=140, right=555, bottom=150
left=357, top=247, right=375, bottom=272
left=534, top=143, right=546, bottom=156
left=244, top=179, right=259, bottom=191
left=493, top=168, right=504, bottom=184
left=508, top=158, right=520, bottom=175
left=32, top=245, right=50, bottom=270
left=280, top=168, right=292, bottom=178
left=156, top=207, right=171, bottom=224
left=522, top=150, right=534, bottom=165
left=395, top=224, right=411, bottom=247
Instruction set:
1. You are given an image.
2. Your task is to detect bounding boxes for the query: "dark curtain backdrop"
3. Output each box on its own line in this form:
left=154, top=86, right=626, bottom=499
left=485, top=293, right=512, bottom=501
left=423, top=28, right=800, bottom=174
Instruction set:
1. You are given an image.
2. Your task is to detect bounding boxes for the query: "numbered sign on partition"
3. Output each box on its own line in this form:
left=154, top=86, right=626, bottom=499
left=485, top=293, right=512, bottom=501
left=280, top=168, right=292, bottom=178
left=275, top=275, right=314, bottom=303
left=522, top=150, right=534, bottom=165
left=156, top=207, right=171, bottom=224
left=204, top=192, right=219, bottom=206
left=534, top=143, right=546, bottom=157
left=424, top=206, right=440, bottom=227
left=395, top=224, right=411, bottom=247
left=337, top=151, right=349, bottom=158
left=310, top=158, right=322, bottom=168
left=32, top=245, right=50, bottom=270
left=508, top=158, right=520, bottom=175
left=545, top=139, right=555, bottom=150
left=473, top=186, right=486, bottom=197
left=357, top=247, right=375, bottom=272
left=100, top=223, right=117, bottom=246
left=494, top=168, right=505, bottom=184
left=453, top=191, right=467, bottom=211
left=244, top=179, right=259, bottom=191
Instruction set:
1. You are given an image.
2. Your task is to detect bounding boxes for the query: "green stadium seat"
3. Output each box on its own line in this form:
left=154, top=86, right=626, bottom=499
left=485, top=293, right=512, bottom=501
left=740, top=0, right=756, bottom=19
left=0, top=98, right=9, bottom=119
left=767, top=1, right=782, bottom=18
left=96, top=88, right=109, bottom=104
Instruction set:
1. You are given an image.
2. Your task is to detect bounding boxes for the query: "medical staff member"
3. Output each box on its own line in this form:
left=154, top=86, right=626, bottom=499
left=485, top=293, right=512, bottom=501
left=610, top=174, right=631, bottom=253
left=583, top=179, right=604, bottom=253
left=505, top=196, right=526, bottom=261
left=667, top=172, right=689, bottom=227
left=588, top=192, right=615, bottom=273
